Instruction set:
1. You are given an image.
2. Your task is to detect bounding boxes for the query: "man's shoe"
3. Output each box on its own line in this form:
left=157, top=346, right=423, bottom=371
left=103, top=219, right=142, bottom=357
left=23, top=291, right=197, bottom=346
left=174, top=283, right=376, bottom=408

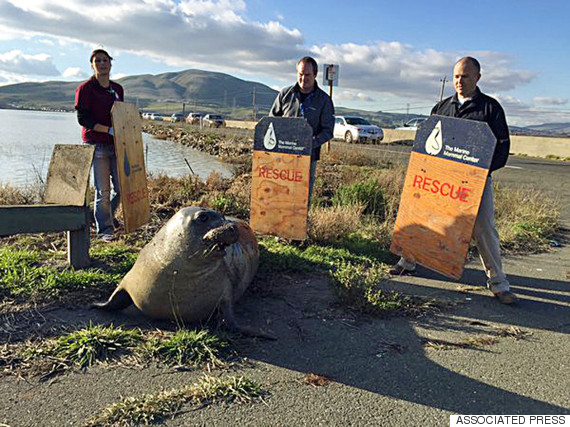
left=389, top=264, right=415, bottom=276
left=99, top=234, right=115, bottom=243
left=494, top=291, right=518, bottom=305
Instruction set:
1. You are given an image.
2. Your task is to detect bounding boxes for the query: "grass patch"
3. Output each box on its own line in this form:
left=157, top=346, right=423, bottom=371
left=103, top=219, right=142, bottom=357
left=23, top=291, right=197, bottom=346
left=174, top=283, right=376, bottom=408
left=332, top=179, right=386, bottom=218
left=3, top=325, right=230, bottom=379
left=86, top=374, right=266, bottom=427
left=258, top=238, right=441, bottom=317
left=143, top=329, right=229, bottom=368
left=494, top=184, right=560, bottom=253
left=423, top=335, right=500, bottom=351
left=0, top=244, right=138, bottom=302
left=47, top=323, right=142, bottom=368
left=0, top=247, right=123, bottom=301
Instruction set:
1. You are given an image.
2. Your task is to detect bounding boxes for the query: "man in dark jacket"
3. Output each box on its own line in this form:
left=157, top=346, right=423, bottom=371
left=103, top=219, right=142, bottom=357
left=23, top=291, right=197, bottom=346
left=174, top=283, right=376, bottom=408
left=269, top=56, right=334, bottom=199
left=391, top=56, right=517, bottom=305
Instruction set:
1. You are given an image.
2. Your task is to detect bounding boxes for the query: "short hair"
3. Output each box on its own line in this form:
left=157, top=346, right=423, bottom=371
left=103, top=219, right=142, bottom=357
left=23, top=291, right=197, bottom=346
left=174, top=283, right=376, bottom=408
left=90, top=48, right=113, bottom=63
left=296, top=56, right=318, bottom=75
left=455, top=56, right=480, bottom=74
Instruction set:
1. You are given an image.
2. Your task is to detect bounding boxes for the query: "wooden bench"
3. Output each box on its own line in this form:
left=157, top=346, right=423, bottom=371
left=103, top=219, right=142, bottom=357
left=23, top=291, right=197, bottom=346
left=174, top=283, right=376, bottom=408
left=0, top=145, right=95, bottom=269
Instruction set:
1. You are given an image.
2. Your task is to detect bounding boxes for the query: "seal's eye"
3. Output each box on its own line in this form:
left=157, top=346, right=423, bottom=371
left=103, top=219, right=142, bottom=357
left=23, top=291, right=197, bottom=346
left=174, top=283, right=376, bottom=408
left=197, top=212, right=209, bottom=223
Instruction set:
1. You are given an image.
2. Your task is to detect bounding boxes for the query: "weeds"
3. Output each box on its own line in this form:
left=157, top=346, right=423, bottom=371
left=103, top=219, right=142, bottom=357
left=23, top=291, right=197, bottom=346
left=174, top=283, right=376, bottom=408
left=143, top=329, right=229, bottom=368
left=3, top=325, right=230, bottom=378
left=86, top=374, right=265, bottom=427
left=0, top=245, right=135, bottom=302
left=49, top=323, right=142, bottom=368
left=494, top=184, right=560, bottom=253
left=258, top=238, right=441, bottom=317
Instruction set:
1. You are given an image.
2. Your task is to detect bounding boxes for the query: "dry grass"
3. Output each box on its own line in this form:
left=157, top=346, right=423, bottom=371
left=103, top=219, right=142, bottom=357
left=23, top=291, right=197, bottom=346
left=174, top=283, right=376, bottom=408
left=86, top=374, right=265, bottom=427
left=304, top=373, right=331, bottom=387
left=0, top=182, right=44, bottom=205
left=308, top=203, right=365, bottom=244
left=494, top=184, right=560, bottom=253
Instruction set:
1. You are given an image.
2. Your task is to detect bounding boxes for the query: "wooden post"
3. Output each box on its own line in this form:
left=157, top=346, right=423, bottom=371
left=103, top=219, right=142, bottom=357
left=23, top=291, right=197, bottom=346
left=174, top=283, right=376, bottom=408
left=325, top=80, right=333, bottom=154
left=67, top=205, right=90, bottom=268
left=390, top=116, right=497, bottom=279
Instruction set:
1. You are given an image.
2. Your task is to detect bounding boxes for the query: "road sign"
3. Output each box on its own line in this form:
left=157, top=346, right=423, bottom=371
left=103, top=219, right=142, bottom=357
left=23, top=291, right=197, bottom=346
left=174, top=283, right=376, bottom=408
left=390, top=115, right=497, bottom=279
left=111, top=102, right=150, bottom=233
left=250, top=117, right=313, bottom=240
left=323, top=64, right=339, bottom=87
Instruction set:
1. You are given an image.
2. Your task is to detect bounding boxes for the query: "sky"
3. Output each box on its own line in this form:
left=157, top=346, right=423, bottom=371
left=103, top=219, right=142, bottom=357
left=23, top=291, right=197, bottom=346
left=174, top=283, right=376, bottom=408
left=0, top=0, right=569, bottom=126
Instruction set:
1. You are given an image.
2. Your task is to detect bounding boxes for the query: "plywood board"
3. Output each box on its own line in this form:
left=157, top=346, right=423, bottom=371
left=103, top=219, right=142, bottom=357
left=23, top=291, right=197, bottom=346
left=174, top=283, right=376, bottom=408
left=45, top=144, right=94, bottom=206
left=111, top=102, right=150, bottom=233
left=250, top=151, right=311, bottom=240
left=391, top=152, right=488, bottom=278
left=390, top=116, right=497, bottom=279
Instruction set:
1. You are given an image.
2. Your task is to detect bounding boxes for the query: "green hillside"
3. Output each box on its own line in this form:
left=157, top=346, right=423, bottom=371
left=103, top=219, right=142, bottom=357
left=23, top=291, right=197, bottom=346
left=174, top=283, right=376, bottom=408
left=0, top=69, right=278, bottom=112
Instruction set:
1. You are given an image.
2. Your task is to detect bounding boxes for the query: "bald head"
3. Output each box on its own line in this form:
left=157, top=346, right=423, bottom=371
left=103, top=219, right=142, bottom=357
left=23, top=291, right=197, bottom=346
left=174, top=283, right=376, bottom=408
left=453, top=56, right=481, bottom=98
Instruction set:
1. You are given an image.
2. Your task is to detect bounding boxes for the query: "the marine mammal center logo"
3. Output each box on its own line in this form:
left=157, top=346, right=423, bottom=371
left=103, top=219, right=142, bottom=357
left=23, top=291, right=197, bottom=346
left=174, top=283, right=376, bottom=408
left=425, top=120, right=443, bottom=155
left=263, top=122, right=277, bottom=150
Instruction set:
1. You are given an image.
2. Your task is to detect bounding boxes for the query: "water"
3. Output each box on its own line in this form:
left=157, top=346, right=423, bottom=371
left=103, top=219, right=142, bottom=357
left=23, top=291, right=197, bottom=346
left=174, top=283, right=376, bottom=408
left=0, top=109, right=233, bottom=187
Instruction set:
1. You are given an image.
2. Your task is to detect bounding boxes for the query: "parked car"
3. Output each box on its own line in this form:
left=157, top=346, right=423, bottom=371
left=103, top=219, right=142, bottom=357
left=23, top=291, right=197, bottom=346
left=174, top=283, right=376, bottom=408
left=333, top=116, right=383, bottom=143
left=395, top=118, right=427, bottom=131
left=202, top=114, right=226, bottom=128
left=186, top=112, right=203, bottom=125
left=170, top=113, right=185, bottom=122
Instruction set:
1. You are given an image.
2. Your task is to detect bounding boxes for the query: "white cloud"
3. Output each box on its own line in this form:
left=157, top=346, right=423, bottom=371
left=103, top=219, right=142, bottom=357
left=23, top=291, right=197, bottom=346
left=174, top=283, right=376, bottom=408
left=0, top=49, right=59, bottom=76
left=493, top=94, right=570, bottom=126
left=533, top=97, right=568, bottom=106
left=62, top=66, right=88, bottom=79
left=0, top=0, right=559, bottom=125
left=335, top=90, right=375, bottom=103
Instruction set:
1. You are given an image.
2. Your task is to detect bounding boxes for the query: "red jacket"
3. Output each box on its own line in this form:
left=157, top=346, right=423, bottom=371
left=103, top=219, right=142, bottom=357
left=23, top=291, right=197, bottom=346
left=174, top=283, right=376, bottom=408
left=75, top=76, right=124, bottom=144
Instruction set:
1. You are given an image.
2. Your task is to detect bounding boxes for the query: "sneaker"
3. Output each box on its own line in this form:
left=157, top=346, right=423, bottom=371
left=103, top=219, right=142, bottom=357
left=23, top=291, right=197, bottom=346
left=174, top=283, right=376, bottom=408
left=99, top=234, right=115, bottom=243
left=389, top=264, right=415, bottom=276
left=494, top=291, right=518, bottom=305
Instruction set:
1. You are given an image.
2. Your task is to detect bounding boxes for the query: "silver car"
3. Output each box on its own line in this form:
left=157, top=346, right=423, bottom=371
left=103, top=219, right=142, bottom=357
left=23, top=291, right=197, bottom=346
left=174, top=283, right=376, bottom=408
left=334, top=116, right=383, bottom=143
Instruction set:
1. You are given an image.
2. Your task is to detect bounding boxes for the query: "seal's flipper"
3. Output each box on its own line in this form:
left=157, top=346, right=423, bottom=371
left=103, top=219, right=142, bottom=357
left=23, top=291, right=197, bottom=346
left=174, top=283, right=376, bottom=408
left=91, top=288, right=133, bottom=312
left=220, top=298, right=276, bottom=340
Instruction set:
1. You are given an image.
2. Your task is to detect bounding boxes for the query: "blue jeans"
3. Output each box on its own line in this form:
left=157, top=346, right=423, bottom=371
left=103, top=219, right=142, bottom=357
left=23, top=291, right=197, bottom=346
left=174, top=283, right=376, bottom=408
left=92, top=144, right=120, bottom=236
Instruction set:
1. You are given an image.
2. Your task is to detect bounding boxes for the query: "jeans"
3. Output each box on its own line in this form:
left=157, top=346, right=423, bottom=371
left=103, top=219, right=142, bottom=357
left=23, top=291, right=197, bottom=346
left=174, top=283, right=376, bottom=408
left=92, top=143, right=120, bottom=236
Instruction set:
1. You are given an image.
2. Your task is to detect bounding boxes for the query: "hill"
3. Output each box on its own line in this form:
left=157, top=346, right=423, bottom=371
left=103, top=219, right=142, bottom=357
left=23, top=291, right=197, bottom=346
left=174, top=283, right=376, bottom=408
left=0, top=69, right=278, bottom=111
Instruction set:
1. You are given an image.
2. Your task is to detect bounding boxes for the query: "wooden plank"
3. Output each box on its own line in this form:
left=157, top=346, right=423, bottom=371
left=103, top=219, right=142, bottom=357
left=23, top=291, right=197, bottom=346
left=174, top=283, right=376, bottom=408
left=390, top=116, right=497, bottom=279
left=111, top=102, right=150, bottom=233
left=45, top=144, right=95, bottom=206
left=250, top=151, right=311, bottom=240
left=390, top=152, right=488, bottom=279
left=0, top=205, right=88, bottom=236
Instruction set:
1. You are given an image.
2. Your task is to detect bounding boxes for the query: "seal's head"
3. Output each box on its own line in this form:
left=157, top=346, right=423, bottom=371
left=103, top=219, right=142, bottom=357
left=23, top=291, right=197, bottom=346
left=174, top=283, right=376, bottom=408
left=161, top=207, right=238, bottom=262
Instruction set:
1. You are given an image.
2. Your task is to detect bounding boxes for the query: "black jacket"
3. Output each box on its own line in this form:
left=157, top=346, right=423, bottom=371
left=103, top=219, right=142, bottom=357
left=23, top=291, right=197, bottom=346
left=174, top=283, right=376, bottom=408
left=431, top=88, right=510, bottom=172
left=269, top=82, right=334, bottom=161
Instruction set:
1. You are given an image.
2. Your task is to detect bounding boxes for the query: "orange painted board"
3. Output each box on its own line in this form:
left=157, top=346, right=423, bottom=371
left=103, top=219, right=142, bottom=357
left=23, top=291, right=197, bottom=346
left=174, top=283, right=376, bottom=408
left=250, top=151, right=311, bottom=240
left=111, top=102, right=150, bottom=233
left=390, top=152, right=488, bottom=279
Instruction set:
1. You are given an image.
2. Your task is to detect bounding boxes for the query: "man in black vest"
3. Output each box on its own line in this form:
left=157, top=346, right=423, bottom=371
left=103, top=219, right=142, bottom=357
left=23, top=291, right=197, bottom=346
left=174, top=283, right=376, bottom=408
left=391, top=56, right=518, bottom=305
left=269, top=56, right=335, bottom=201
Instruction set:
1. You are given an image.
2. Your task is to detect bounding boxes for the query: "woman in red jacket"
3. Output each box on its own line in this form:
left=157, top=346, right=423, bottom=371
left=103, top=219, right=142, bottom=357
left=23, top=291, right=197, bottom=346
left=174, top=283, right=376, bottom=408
left=75, top=49, right=124, bottom=242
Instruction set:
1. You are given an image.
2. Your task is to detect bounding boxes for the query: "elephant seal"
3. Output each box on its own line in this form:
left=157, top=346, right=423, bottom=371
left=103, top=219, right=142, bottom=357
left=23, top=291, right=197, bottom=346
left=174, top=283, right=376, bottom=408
left=94, top=206, right=272, bottom=338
